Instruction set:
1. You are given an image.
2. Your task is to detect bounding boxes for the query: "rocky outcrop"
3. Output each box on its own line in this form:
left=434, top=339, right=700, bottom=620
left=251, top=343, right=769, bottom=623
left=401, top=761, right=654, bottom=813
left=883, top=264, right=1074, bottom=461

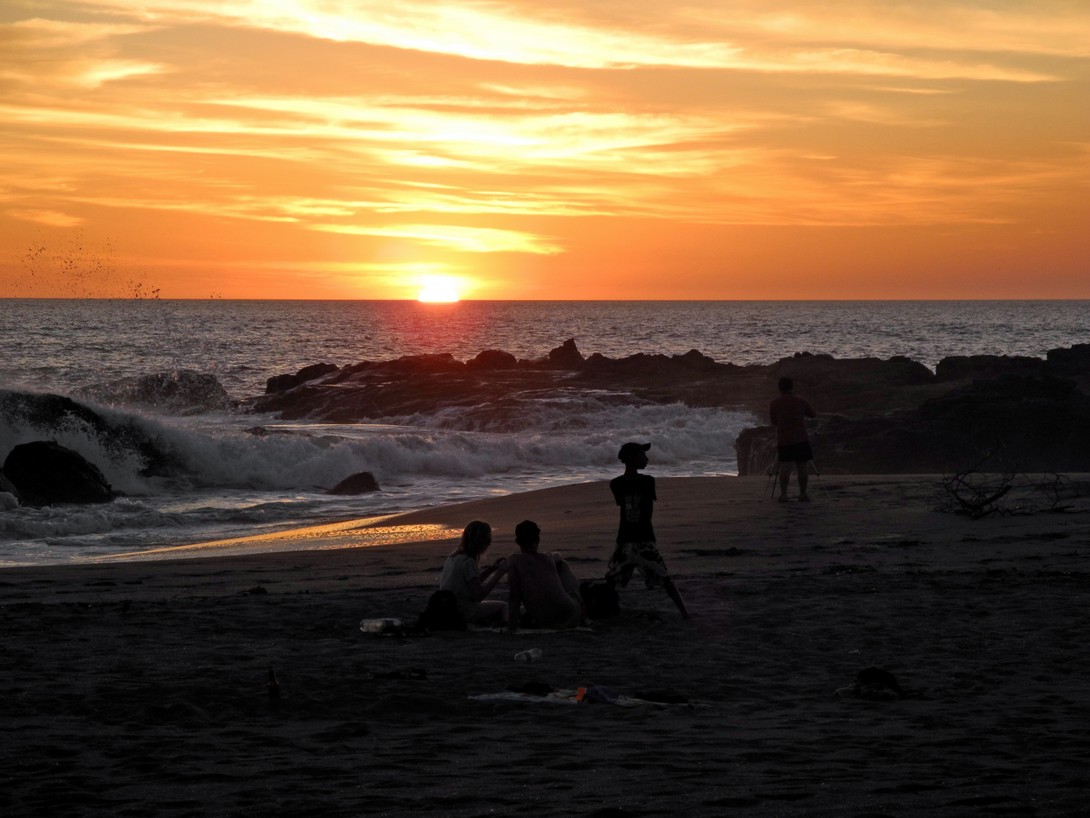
left=327, top=472, right=381, bottom=494
left=466, top=350, right=519, bottom=370
left=245, top=351, right=571, bottom=421
left=3, top=441, right=115, bottom=506
left=935, top=355, right=1046, bottom=382
left=1, top=390, right=181, bottom=477
left=247, top=340, right=947, bottom=422
left=734, top=426, right=780, bottom=477
left=266, top=362, right=340, bottom=394
left=245, top=341, right=1090, bottom=474
left=764, top=353, right=937, bottom=414
left=330, top=353, right=466, bottom=382
left=572, top=350, right=937, bottom=414
left=547, top=338, right=585, bottom=369
left=1046, top=344, right=1090, bottom=379
left=77, top=370, right=230, bottom=412
left=266, top=374, right=300, bottom=394
left=0, top=469, right=21, bottom=506
left=737, top=375, right=1090, bottom=475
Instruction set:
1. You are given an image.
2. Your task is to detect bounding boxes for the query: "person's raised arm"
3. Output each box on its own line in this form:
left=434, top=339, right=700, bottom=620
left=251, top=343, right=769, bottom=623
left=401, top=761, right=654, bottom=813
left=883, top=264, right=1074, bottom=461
left=477, top=557, right=507, bottom=599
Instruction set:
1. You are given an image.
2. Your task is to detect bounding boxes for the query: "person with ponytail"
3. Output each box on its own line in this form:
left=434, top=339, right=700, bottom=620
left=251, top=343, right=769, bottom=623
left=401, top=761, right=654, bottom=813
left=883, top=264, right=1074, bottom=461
left=439, top=520, right=508, bottom=626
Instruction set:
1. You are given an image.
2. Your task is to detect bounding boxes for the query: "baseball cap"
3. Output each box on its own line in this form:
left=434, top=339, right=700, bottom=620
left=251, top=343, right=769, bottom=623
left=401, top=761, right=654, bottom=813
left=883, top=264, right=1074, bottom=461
left=617, top=441, right=651, bottom=462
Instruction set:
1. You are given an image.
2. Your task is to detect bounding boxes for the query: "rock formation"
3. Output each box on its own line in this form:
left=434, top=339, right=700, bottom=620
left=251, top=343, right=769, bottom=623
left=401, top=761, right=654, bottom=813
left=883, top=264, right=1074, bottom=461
left=3, top=440, right=116, bottom=506
left=266, top=362, right=340, bottom=394
left=327, top=472, right=381, bottom=495
left=77, top=370, right=230, bottom=412
left=737, top=374, right=1090, bottom=475
left=0, top=469, right=21, bottom=506
left=243, top=340, right=1090, bottom=475
left=1, top=390, right=182, bottom=477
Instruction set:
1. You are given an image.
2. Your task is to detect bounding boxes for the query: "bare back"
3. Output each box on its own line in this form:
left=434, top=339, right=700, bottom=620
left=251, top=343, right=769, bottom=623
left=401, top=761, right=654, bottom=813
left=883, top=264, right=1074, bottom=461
left=507, top=551, right=582, bottom=629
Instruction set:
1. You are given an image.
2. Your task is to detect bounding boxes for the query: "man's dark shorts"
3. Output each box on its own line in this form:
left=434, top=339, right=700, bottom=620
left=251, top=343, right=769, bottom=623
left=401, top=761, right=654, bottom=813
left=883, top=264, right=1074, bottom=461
left=778, top=441, right=813, bottom=463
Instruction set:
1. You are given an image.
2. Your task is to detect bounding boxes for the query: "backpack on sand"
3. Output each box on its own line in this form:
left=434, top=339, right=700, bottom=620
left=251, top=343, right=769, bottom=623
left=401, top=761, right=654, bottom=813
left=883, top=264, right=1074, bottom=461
left=580, top=580, right=619, bottom=619
left=415, top=590, right=466, bottom=631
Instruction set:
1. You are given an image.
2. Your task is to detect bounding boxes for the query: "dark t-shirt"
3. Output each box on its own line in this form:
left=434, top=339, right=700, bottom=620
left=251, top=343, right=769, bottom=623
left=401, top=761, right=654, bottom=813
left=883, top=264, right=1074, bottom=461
left=769, top=393, right=816, bottom=445
left=610, top=473, right=656, bottom=545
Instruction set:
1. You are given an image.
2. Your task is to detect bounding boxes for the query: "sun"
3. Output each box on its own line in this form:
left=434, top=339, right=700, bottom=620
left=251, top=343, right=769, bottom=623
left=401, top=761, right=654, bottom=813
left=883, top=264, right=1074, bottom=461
left=416, top=275, right=462, bottom=303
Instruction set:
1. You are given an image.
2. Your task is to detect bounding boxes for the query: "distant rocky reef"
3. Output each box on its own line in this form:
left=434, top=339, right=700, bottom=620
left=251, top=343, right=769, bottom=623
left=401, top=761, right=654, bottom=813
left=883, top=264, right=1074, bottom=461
left=243, top=341, right=1090, bottom=475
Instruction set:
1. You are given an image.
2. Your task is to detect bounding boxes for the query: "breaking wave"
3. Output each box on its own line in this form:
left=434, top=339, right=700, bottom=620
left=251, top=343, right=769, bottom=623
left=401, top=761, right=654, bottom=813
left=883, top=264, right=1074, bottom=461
left=0, top=386, right=753, bottom=561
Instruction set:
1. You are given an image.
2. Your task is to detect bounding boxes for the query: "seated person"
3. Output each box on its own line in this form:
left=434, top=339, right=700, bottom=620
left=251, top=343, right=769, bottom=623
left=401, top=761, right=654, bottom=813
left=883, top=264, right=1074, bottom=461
left=439, top=520, right=508, bottom=626
left=506, top=520, right=585, bottom=632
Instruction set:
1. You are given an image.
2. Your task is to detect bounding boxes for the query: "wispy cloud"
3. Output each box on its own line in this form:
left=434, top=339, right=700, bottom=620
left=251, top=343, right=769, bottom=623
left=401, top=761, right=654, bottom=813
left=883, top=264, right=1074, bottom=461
left=2, top=1, right=1088, bottom=297
left=53, top=0, right=1085, bottom=77
left=312, top=223, right=563, bottom=254
left=8, top=208, right=85, bottom=227
left=0, top=16, right=163, bottom=87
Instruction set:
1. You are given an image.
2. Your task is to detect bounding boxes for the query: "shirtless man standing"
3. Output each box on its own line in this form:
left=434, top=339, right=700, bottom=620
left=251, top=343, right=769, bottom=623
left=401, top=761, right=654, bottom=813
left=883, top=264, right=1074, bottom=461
left=769, top=376, right=817, bottom=502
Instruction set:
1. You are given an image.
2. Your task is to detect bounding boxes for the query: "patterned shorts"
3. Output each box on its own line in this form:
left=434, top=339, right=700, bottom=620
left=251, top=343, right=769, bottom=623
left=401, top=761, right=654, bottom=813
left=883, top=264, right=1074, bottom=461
left=606, top=541, right=671, bottom=589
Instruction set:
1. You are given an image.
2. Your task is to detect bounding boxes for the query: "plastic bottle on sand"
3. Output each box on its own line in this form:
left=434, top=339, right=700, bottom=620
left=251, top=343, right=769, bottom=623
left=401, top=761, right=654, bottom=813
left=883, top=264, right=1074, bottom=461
left=514, top=648, right=543, bottom=662
left=360, top=618, right=402, bottom=634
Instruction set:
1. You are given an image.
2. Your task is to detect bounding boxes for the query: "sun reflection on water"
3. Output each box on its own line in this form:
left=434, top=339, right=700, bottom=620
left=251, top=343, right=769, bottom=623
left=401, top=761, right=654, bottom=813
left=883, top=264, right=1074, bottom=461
left=100, top=518, right=462, bottom=561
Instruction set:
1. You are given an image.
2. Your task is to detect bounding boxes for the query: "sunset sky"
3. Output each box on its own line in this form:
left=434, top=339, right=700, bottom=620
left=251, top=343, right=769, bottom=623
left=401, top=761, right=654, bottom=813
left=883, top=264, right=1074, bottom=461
left=2, top=1, right=1088, bottom=300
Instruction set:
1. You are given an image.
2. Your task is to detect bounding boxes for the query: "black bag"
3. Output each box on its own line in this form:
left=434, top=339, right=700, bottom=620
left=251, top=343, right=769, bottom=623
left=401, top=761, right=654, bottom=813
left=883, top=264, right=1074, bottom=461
left=415, top=590, right=466, bottom=631
left=580, top=580, right=619, bottom=619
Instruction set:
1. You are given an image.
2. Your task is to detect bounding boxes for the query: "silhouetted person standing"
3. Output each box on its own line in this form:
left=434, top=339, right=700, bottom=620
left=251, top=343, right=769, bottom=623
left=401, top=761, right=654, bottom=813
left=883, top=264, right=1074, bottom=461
left=606, top=442, right=689, bottom=618
left=770, top=376, right=816, bottom=502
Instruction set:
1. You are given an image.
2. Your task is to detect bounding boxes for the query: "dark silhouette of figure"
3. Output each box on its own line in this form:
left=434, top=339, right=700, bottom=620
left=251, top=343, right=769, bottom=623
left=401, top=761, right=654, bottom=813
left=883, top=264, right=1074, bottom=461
left=770, top=376, right=816, bottom=502
left=505, top=520, right=585, bottom=633
left=605, top=442, right=689, bottom=619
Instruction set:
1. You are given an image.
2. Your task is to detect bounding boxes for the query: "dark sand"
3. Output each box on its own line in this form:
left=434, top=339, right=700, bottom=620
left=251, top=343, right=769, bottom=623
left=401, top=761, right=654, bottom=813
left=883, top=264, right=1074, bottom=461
left=2, top=475, right=1089, bottom=816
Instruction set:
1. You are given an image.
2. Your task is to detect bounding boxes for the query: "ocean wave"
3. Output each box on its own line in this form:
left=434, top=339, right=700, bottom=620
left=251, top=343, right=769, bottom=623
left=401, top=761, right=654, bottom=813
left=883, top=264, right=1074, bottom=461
left=0, top=384, right=751, bottom=561
left=0, top=497, right=183, bottom=544
left=2, top=387, right=751, bottom=496
left=0, top=492, right=352, bottom=551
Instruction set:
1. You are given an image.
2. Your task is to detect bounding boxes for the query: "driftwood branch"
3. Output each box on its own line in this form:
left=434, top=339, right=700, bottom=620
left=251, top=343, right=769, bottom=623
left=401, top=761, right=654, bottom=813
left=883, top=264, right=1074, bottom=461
left=938, top=459, right=1083, bottom=519
left=939, top=459, right=1017, bottom=519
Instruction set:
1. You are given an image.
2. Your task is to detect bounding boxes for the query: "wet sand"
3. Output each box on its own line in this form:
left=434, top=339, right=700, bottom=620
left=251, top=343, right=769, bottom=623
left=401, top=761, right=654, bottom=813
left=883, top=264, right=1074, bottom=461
left=2, top=475, right=1089, bottom=816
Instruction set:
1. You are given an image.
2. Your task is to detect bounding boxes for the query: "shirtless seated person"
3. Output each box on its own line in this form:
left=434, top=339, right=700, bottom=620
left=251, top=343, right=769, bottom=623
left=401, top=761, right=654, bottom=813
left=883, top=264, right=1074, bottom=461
left=506, top=520, right=586, bottom=633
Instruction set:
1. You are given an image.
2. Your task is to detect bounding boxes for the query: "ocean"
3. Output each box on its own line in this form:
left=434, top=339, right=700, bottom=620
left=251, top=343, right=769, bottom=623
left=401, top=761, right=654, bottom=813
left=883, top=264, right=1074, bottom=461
left=1, top=299, right=1086, bottom=566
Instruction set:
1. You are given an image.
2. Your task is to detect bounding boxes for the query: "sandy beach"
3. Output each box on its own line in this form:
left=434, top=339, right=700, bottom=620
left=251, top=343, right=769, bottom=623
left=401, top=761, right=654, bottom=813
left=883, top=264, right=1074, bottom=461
left=3, top=474, right=1089, bottom=817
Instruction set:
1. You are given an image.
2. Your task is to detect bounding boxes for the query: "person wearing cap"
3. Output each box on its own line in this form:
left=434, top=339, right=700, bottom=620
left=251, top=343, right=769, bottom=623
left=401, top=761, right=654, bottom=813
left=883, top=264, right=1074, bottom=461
left=605, top=442, right=689, bottom=619
left=770, top=376, right=817, bottom=502
left=505, top=520, right=585, bottom=633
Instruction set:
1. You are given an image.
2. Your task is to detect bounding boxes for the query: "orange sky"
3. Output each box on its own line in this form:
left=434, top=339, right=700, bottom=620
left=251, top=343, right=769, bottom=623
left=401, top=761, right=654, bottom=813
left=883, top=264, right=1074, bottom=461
left=2, top=1, right=1088, bottom=300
